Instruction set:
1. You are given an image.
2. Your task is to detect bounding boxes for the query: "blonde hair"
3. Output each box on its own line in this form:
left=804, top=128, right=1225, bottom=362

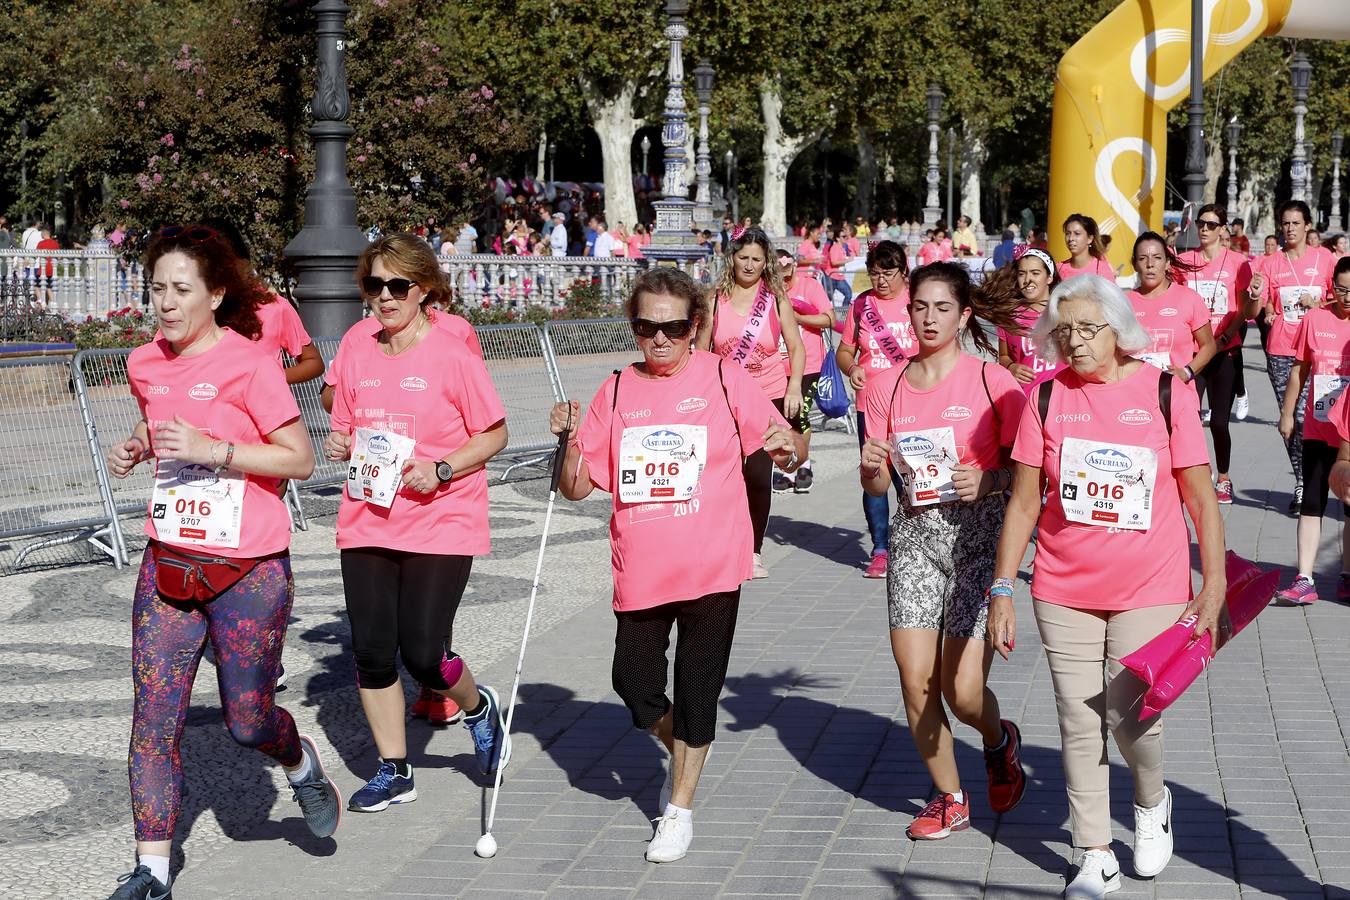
left=711, top=226, right=787, bottom=310
left=356, top=232, right=453, bottom=308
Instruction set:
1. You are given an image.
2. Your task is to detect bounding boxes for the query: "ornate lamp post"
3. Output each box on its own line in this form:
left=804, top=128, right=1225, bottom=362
left=922, top=84, right=944, bottom=228
left=692, top=59, right=715, bottom=229
left=1226, top=116, right=1242, bottom=222
left=645, top=0, right=703, bottom=266
left=1289, top=51, right=1312, bottom=203
left=547, top=141, right=556, bottom=184
left=725, top=149, right=738, bottom=224
left=1176, top=0, right=1207, bottom=252
left=820, top=135, right=831, bottom=222
left=284, top=0, right=368, bottom=337
left=946, top=127, right=957, bottom=225
left=640, top=135, right=651, bottom=177
left=1331, top=131, right=1344, bottom=233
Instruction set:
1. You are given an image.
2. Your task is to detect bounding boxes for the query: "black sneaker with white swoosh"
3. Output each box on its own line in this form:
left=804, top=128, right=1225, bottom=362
left=107, top=865, right=172, bottom=900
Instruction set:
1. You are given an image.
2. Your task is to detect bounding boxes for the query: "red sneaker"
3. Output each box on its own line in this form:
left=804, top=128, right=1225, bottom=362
left=863, top=552, right=888, bottom=579
left=984, top=720, right=1027, bottom=814
left=427, top=693, right=463, bottom=725
left=906, top=792, right=969, bottom=840
left=409, top=686, right=437, bottom=720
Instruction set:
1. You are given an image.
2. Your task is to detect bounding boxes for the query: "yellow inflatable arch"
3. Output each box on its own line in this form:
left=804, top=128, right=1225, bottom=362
left=1048, top=0, right=1350, bottom=269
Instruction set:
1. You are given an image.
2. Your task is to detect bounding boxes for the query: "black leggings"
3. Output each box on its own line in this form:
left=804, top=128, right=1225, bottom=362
left=1301, top=439, right=1343, bottom=519
left=340, top=547, right=473, bottom=690
left=1195, top=347, right=1241, bottom=473
left=612, top=590, right=741, bottom=746
left=743, top=396, right=786, bottom=554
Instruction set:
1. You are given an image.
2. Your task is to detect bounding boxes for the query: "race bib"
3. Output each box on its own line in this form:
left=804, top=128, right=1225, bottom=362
left=1280, top=285, right=1312, bottom=324
left=618, top=424, right=707, bottom=503
left=1313, top=374, right=1350, bottom=423
left=1137, top=352, right=1170, bottom=370
left=347, top=427, right=416, bottom=508
left=1059, top=437, right=1157, bottom=531
left=151, top=459, right=245, bottom=548
left=893, top=427, right=958, bottom=507
left=1193, top=280, right=1229, bottom=317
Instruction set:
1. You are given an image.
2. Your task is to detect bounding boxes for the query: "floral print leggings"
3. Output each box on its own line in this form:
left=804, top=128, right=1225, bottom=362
left=128, top=549, right=301, bottom=841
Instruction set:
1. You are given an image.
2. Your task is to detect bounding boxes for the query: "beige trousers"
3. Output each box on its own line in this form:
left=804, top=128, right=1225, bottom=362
left=1033, top=599, right=1187, bottom=847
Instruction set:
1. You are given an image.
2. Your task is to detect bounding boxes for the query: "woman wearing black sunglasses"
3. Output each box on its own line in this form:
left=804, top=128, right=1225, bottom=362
left=549, top=268, right=804, bottom=864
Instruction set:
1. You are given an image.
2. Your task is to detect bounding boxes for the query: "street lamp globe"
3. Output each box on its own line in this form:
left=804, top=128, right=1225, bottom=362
left=693, top=60, right=714, bottom=105
left=1226, top=116, right=1241, bottom=149
left=640, top=135, right=651, bottom=155
left=1334, top=131, right=1345, bottom=160
left=926, top=84, right=945, bottom=123
left=1290, top=51, right=1312, bottom=96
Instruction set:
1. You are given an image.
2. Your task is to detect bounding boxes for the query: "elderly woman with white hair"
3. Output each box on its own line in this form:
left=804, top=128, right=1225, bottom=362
left=985, top=274, right=1228, bottom=900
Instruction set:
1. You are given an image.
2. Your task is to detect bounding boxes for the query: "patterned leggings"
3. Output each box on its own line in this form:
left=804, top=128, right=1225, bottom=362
left=1266, top=353, right=1308, bottom=488
left=128, top=549, right=300, bottom=841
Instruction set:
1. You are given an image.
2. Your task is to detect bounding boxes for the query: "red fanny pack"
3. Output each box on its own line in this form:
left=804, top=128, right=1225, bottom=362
left=150, top=541, right=275, bottom=602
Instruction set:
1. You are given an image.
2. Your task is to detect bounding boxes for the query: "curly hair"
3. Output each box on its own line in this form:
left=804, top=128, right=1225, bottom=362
left=144, top=224, right=270, bottom=340
left=357, top=233, right=454, bottom=309
left=624, top=268, right=709, bottom=324
left=711, top=226, right=787, bottom=311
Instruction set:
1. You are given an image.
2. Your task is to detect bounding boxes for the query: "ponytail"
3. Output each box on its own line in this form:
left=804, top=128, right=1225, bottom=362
left=911, top=261, right=1024, bottom=357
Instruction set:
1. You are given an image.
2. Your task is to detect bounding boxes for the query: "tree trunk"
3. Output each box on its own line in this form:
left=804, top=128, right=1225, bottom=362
left=759, top=79, right=817, bottom=237
left=854, top=127, right=877, bottom=221
left=535, top=131, right=547, bottom=183
left=960, top=122, right=987, bottom=231
left=582, top=77, right=641, bottom=229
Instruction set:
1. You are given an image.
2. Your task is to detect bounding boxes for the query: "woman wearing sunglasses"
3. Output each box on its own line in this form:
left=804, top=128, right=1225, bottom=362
left=1126, top=232, right=1216, bottom=391
left=1176, top=205, right=1253, bottom=506
left=988, top=274, right=1227, bottom=899
left=836, top=239, right=917, bottom=578
left=324, top=235, right=511, bottom=814
left=696, top=226, right=805, bottom=578
left=549, top=268, right=803, bottom=863
left=858, top=262, right=1029, bottom=845
left=104, top=225, right=339, bottom=900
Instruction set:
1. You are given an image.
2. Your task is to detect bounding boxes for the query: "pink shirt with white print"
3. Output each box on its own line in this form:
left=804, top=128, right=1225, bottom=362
left=711, top=291, right=788, bottom=399
left=1127, top=282, right=1209, bottom=370
left=1291, top=306, right=1350, bottom=445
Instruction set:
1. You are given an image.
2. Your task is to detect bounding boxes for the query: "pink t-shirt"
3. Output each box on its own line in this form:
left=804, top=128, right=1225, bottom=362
left=575, top=351, right=789, bottom=611
left=711, top=292, right=788, bottom=399
left=1012, top=365, right=1209, bottom=610
left=1291, top=307, right=1350, bottom=445
left=323, top=309, right=482, bottom=388
left=917, top=242, right=944, bottom=267
left=1127, top=283, right=1209, bottom=369
left=1177, top=250, right=1252, bottom=352
left=863, top=354, right=1025, bottom=472
left=1057, top=258, right=1115, bottom=280
left=328, top=323, right=506, bottom=555
left=781, top=275, right=831, bottom=375
left=840, top=290, right=917, bottom=399
left=1261, top=247, right=1336, bottom=358
left=997, top=305, right=1064, bottom=396
left=255, top=293, right=313, bottom=360
left=796, top=240, right=823, bottom=273
left=128, top=330, right=299, bottom=559
left=822, top=242, right=847, bottom=278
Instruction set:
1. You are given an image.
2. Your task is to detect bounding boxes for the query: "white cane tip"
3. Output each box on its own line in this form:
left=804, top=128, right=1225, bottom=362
left=475, top=833, right=498, bottom=858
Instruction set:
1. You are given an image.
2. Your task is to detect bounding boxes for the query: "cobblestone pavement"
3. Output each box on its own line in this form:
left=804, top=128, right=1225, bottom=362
left=5, top=342, right=1350, bottom=898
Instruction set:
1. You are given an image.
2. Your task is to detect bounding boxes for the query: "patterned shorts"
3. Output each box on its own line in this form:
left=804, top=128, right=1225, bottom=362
left=886, top=491, right=1004, bottom=638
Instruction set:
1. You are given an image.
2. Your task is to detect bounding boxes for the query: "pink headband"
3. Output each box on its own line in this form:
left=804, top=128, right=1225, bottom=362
left=1014, top=244, right=1056, bottom=275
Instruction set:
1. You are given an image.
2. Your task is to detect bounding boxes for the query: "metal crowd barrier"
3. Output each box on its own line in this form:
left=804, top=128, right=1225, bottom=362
left=285, top=337, right=345, bottom=528
left=474, top=323, right=564, bottom=479
left=543, top=317, right=637, bottom=407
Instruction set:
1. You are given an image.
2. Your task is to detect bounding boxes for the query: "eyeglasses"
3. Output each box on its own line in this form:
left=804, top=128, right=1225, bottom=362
left=360, top=276, right=420, bottom=300
left=1197, top=219, right=1223, bottom=230
left=159, top=225, right=217, bottom=242
left=1050, top=322, right=1112, bottom=342
left=868, top=268, right=904, bottom=282
left=1334, top=284, right=1350, bottom=297
left=631, top=318, right=694, bottom=339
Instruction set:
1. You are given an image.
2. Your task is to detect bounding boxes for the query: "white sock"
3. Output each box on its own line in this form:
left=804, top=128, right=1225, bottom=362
left=948, top=790, right=964, bottom=804
left=800, top=459, right=812, bottom=471
left=663, top=803, right=693, bottom=823
left=986, top=731, right=1008, bottom=752
left=139, top=854, right=171, bottom=885
left=285, top=750, right=314, bottom=784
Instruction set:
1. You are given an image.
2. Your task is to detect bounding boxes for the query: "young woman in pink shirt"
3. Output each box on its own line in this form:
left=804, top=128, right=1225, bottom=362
left=550, top=268, right=803, bottom=863
left=105, top=225, right=338, bottom=900
left=858, top=262, right=1029, bottom=843
left=1126, top=233, right=1216, bottom=385
left=1058, top=214, right=1116, bottom=280
left=697, top=226, right=805, bottom=578
left=988, top=275, right=1228, bottom=898
left=324, top=235, right=511, bottom=813
left=1274, top=257, right=1350, bottom=605
left=995, top=246, right=1066, bottom=395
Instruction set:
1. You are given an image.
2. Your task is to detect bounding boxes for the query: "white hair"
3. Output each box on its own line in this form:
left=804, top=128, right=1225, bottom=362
left=1032, top=274, right=1149, bottom=363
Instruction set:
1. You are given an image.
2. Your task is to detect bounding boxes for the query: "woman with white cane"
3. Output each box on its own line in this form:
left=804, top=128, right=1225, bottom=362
left=550, top=268, right=805, bottom=863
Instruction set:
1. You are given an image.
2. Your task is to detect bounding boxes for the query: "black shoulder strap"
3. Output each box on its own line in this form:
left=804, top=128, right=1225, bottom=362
left=716, top=357, right=743, bottom=452
left=1037, top=379, right=1054, bottom=426
left=1158, top=370, right=1173, bottom=434
left=609, top=368, right=622, bottom=410
left=981, top=361, right=1000, bottom=432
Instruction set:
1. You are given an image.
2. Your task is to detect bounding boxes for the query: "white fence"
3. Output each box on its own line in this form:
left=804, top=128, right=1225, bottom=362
left=0, top=249, right=147, bottom=318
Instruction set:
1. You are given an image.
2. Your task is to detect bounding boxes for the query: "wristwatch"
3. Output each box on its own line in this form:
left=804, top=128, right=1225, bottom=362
left=436, top=460, right=454, bottom=484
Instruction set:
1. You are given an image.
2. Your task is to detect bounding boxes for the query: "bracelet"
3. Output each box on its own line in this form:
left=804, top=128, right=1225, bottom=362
left=1183, top=365, right=1194, bottom=382
left=208, top=440, right=221, bottom=470
left=219, top=441, right=235, bottom=472
left=990, top=577, right=1016, bottom=593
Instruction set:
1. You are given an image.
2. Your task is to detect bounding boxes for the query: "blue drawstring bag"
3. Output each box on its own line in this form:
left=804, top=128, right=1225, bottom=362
left=816, top=340, right=851, bottom=419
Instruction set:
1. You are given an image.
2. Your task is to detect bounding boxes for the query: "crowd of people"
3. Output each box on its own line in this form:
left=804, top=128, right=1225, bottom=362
left=96, top=191, right=1349, bottom=900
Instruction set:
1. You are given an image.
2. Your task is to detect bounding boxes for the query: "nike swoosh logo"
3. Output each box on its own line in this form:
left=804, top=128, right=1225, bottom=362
left=1101, top=869, right=1119, bottom=881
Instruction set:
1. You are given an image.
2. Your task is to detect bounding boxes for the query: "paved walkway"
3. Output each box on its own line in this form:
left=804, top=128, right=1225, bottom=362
left=4, top=339, right=1350, bottom=898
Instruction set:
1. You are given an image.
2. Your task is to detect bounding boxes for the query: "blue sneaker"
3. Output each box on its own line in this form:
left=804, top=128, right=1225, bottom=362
left=348, top=760, right=417, bottom=812
left=288, top=734, right=342, bottom=837
left=463, top=685, right=512, bottom=775
left=107, top=865, right=172, bottom=899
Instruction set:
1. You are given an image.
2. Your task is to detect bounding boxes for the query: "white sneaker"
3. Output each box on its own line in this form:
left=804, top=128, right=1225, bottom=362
left=646, top=813, right=693, bottom=863
left=1132, top=786, right=1173, bottom=877
left=1200, top=408, right=1211, bottom=425
left=752, top=553, right=768, bottom=579
left=1235, top=393, right=1249, bottom=420
left=1066, top=849, right=1121, bottom=899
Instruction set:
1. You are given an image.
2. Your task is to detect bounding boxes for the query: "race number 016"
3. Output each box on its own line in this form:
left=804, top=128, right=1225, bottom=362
left=1085, top=481, right=1125, bottom=501
left=174, top=498, right=212, bottom=516
left=644, top=462, right=680, bottom=477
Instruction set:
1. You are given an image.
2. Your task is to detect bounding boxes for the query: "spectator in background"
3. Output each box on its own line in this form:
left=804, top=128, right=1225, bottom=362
left=22, top=220, right=43, bottom=250
left=840, top=223, right=861, bottom=259
left=992, top=229, right=1017, bottom=269
left=855, top=216, right=871, bottom=238
left=592, top=219, right=616, bottom=258
left=583, top=216, right=600, bottom=256
left=821, top=225, right=853, bottom=306
left=1329, top=234, right=1348, bottom=257
left=0, top=217, right=13, bottom=250
left=797, top=224, right=824, bottom=277
left=566, top=217, right=585, bottom=257
left=629, top=223, right=648, bottom=259
left=611, top=223, right=631, bottom=258
left=37, top=225, right=60, bottom=307
left=1030, top=229, right=1050, bottom=251
left=549, top=212, right=569, bottom=256
left=1309, top=229, right=1322, bottom=249
left=719, top=216, right=734, bottom=251
left=952, top=214, right=982, bottom=258
left=886, top=217, right=902, bottom=240
left=917, top=229, right=944, bottom=267
left=455, top=221, right=477, bottom=254
left=1230, top=218, right=1251, bottom=256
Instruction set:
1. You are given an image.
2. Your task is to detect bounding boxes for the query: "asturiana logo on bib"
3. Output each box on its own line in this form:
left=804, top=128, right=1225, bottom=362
left=400, top=376, right=428, bottom=392
left=177, top=463, right=218, bottom=486
left=1118, top=408, right=1153, bottom=425
left=896, top=435, right=935, bottom=455
left=676, top=397, right=708, bottom=413
left=941, top=405, right=972, bottom=421
left=368, top=434, right=392, bottom=454
left=1086, top=448, right=1132, bottom=472
left=188, top=382, right=218, bottom=400
left=642, top=429, right=685, bottom=452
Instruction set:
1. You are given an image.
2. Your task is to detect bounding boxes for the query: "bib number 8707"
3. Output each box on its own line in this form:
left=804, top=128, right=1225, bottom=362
left=1085, top=481, right=1125, bottom=501
left=644, top=462, right=680, bottom=477
left=175, top=498, right=212, bottom=516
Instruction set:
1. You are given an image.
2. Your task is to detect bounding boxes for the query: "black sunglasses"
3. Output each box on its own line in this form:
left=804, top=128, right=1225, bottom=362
left=631, top=318, right=694, bottom=339
left=1197, top=219, right=1223, bottom=230
left=360, top=276, right=419, bottom=300
left=160, top=225, right=217, bottom=242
